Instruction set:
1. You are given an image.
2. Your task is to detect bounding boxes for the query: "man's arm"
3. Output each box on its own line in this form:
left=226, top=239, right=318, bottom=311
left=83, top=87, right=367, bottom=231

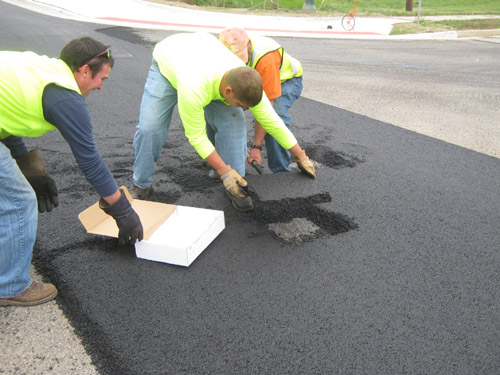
left=1, top=127, right=59, bottom=213
left=248, top=98, right=272, bottom=165
left=249, top=94, right=296, bottom=150
left=249, top=91, right=316, bottom=179
left=176, top=88, right=219, bottom=159
left=0, top=135, right=29, bottom=158
left=248, top=109, right=269, bottom=166
left=249, top=51, right=282, bottom=164
left=42, top=84, right=142, bottom=243
left=42, top=84, right=118, bottom=199
left=204, top=149, right=226, bottom=171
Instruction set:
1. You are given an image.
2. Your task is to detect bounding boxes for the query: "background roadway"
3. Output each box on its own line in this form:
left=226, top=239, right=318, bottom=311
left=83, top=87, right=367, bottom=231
left=1, top=1, right=499, bottom=374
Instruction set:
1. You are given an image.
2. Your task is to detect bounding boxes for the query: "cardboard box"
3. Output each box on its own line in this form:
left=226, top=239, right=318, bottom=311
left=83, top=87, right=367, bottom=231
left=78, top=187, right=225, bottom=267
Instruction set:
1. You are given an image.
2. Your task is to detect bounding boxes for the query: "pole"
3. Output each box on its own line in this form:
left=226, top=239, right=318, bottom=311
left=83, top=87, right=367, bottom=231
left=417, top=0, right=422, bottom=24
left=406, top=0, right=413, bottom=12
left=303, top=0, right=316, bottom=11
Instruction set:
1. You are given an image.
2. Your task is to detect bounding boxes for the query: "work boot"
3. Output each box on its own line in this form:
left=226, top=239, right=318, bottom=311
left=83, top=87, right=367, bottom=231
left=225, top=190, right=254, bottom=212
left=0, top=282, right=57, bottom=307
left=131, top=184, right=153, bottom=200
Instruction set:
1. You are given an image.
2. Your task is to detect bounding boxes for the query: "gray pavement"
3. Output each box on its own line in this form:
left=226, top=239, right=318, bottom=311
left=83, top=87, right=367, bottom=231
left=1, top=0, right=499, bottom=374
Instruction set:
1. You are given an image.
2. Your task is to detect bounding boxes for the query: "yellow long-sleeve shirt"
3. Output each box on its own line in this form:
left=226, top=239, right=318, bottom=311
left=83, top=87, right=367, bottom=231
left=152, top=32, right=297, bottom=159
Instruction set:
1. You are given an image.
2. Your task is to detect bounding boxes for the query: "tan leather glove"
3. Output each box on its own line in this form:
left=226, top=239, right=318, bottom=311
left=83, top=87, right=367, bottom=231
left=294, top=150, right=316, bottom=179
left=217, top=165, right=248, bottom=199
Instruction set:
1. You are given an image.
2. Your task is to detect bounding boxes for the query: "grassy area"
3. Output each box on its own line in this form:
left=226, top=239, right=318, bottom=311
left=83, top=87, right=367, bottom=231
left=391, top=18, right=500, bottom=35
left=318, top=0, right=500, bottom=16
left=152, top=0, right=500, bottom=15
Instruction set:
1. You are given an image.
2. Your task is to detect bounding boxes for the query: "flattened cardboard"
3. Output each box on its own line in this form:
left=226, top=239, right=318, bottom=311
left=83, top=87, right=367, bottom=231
left=78, top=186, right=176, bottom=241
left=78, top=186, right=225, bottom=267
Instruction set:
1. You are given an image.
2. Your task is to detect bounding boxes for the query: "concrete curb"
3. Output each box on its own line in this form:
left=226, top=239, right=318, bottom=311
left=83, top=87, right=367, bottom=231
left=457, top=28, right=500, bottom=37
left=387, top=28, right=500, bottom=41
left=388, top=30, right=459, bottom=40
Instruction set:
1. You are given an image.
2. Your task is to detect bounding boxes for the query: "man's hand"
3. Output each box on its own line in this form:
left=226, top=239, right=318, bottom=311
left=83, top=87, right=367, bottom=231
left=247, top=148, right=264, bottom=174
left=247, top=147, right=262, bottom=166
left=25, top=175, right=59, bottom=213
left=294, top=150, right=316, bottom=179
left=217, top=165, right=248, bottom=199
left=16, top=148, right=59, bottom=213
left=100, top=189, right=144, bottom=245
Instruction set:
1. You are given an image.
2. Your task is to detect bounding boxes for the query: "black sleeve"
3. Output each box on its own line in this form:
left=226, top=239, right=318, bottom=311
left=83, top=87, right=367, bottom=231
left=0, top=135, right=29, bottom=158
left=42, top=84, right=118, bottom=197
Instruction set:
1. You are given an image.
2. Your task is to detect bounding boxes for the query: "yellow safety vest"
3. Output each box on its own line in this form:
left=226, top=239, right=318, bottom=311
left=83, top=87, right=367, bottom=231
left=248, top=34, right=303, bottom=82
left=0, top=51, right=81, bottom=139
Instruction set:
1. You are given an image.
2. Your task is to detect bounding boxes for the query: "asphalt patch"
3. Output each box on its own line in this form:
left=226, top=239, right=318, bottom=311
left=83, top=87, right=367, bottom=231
left=248, top=192, right=358, bottom=245
left=97, top=26, right=170, bottom=48
left=302, top=144, right=364, bottom=169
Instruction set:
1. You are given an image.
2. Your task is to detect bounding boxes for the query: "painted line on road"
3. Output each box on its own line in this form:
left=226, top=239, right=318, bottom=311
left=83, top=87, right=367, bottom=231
left=97, top=17, right=383, bottom=36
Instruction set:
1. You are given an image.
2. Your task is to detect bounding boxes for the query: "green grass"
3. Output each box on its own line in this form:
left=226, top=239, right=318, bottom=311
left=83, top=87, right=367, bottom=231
left=317, top=0, right=500, bottom=16
left=436, top=18, right=500, bottom=29
left=391, top=17, right=500, bottom=35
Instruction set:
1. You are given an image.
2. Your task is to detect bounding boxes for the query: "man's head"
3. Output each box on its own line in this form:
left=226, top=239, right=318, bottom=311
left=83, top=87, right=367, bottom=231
left=219, top=27, right=251, bottom=64
left=221, top=66, right=263, bottom=109
left=60, top=37, right=114, bottom=97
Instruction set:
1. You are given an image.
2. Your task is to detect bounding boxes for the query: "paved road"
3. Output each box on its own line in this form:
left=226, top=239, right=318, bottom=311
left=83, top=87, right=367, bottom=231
left=287, top=36, right=500, bottom=158
left=1, top=1, right=500, bottom=374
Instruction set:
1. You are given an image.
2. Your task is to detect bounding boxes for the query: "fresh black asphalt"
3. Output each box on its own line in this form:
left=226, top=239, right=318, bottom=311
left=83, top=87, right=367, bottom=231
left=3, top=2, right=500, bottom=374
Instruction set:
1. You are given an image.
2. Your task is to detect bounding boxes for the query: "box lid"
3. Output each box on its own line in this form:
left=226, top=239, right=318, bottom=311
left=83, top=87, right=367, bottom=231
left=78, top=186, right=177, bottom=241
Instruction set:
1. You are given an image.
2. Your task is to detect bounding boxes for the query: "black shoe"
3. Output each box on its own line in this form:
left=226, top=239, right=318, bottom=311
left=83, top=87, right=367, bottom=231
left=131, top=184, right=153, bottom=200
left=225, top=190, right=254, bottom=212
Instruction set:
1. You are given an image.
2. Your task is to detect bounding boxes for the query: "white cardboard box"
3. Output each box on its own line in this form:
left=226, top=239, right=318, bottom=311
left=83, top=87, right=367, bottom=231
left=78, top=187, right=225, bottom=267
left=135, top=205, right=225, bottom=266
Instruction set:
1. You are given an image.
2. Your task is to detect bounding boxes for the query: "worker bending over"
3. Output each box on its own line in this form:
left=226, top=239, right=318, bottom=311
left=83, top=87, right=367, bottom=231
left=131, top=32, right=315, bottom=212
left=219, top=27, right=304, bottom=173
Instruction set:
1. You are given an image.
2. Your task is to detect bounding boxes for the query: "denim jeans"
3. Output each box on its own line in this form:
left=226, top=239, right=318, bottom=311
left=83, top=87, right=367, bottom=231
left=205, top=100, right=247, bottom=176
left=264, top=76, right=303, bottom=173
left=133, top=60, right=247, bottom=189
left=0, top=142, right=37, bottom=297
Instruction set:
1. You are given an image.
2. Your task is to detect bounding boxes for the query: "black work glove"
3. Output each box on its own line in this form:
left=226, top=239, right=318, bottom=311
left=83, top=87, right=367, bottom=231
left=25, top=175, right=59, bottom=213
left=99, top=189, right=144, bottom=245
left=16, top=148, right=59, bottom=213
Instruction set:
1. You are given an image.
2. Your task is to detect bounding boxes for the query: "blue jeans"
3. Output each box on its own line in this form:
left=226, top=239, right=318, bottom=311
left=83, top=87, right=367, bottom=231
left=133, top=60, right=247, bottom=189
left=264, top=76, right=303, bottom=173
left=0, top=142, right=37, bottom=297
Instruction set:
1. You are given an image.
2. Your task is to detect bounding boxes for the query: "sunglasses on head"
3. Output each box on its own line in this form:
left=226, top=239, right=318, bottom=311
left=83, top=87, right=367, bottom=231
left=83, top=47, right=111, bottom=65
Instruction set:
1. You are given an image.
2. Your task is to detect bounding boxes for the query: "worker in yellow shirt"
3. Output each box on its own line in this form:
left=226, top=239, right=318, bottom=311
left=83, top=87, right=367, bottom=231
left=0, top=38, right=143, bottom=307
left=131, top=32, right=315, bottom=212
